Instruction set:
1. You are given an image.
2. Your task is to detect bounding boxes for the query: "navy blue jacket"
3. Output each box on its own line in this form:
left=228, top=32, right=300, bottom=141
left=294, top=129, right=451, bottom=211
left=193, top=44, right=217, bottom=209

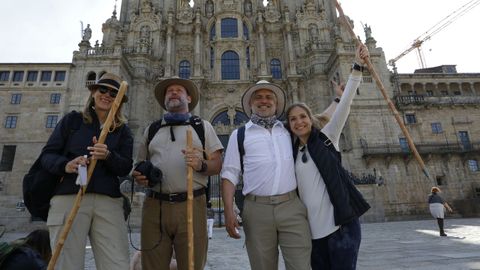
left=41, top=110, right=133, bottom=198
left=1, top=246, right=47, bottom=270
left=293, top=127, right=370, bottom=226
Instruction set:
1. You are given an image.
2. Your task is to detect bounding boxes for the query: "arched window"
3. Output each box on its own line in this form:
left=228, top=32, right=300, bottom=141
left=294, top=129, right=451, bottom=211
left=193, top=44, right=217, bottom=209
left=210, top=24, right=216, bottom=41
left=221, top=18, right=238, bottom=38
left=210, top=47, right=214, bottom=69
left=86, top=71, right=97, bottom=87
left=212, top=110, right=249, bottom=126
left=179, top=60, right=191, bottom=79
left=243, top=22, right=249, bottom=40
left=270, top=59, right=282, bottom=79
left=221, top=51, right=240, bottom=80
left=87, top=72, right=96, bottom=81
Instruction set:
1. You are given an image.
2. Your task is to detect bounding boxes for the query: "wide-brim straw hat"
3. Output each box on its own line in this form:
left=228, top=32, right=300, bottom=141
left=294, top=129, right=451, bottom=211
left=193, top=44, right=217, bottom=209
left=242, top=80, right=286, bottom=118
left=154, top=77, right=199, bottom=111
left=87, top=72, right=128, bottom=102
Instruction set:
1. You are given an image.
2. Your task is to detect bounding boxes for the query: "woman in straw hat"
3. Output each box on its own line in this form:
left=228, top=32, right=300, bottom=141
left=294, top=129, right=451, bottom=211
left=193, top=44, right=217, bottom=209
left=41, top=72, right=133, bottom=269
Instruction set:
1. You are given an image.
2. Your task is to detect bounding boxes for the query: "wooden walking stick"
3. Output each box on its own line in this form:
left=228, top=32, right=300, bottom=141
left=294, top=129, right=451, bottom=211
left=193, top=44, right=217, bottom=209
left=186, top=129, right=195, bottom=270
left=334, top=1, right=432, bottom=180
left=48, top=81, right=128, bottom=270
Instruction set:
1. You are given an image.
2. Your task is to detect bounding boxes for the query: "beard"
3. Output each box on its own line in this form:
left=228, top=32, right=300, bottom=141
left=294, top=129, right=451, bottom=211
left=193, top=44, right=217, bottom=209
left=165, top=96, right=188, bottom=111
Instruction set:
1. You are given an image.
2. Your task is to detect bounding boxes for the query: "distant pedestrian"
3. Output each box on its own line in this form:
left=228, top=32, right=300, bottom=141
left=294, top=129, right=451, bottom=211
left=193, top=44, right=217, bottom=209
left=428, top=187, right=453, bottom=236
left=207, top=206, right=215, bottom=239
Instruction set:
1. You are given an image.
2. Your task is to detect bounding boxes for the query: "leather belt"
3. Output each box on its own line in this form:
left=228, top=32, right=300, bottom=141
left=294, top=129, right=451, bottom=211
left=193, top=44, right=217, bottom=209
left=146, top=188, right=205, bottom=203
left=245, top=190, right=297, bottom=205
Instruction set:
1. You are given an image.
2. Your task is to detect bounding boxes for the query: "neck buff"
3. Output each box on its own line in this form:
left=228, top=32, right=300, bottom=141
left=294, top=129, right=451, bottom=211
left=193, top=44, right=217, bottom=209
left=250, top=113, right=277, bottom=129
left=164, top=112, right=191, bottom=124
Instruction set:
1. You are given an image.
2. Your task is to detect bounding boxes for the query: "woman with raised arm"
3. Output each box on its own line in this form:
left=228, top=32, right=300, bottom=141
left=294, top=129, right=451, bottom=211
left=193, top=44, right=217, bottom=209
left=285, top=44, right=370, bottom=270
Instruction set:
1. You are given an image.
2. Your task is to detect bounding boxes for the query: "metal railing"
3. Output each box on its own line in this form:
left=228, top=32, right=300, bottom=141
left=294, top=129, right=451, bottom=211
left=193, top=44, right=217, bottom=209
left=395, top=94, right=480, bottom=106
left=362, top=140, right=480, bottom=156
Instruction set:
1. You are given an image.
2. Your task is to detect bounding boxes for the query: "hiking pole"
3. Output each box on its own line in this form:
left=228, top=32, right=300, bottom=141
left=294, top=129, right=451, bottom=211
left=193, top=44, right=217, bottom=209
left=48, top=81, right=128, bottom=270
left=186, top=129, right=195, bottom=270
left=334, top=1, right=432, bottom=181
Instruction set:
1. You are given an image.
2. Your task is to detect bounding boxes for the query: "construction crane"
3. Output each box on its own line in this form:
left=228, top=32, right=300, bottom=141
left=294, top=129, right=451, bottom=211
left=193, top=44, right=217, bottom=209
left=388, top=0, right=480, bottom=70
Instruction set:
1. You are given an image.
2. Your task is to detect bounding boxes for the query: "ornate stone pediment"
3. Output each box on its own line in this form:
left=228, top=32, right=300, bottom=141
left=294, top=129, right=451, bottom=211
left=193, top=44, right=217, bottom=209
left=176, top=6, right=195, bottom=24
left=264, top=3, right=281, bottom=23
left=222, top=0, right=238, bottom=10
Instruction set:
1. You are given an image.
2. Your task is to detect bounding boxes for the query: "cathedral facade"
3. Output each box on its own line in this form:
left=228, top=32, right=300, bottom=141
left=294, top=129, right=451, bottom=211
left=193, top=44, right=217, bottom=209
left=1, top=0, right=479, bottom=227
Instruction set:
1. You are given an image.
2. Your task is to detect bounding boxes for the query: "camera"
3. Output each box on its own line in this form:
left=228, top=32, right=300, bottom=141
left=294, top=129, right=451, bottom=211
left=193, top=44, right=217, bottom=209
left=134, top=160, right=163, bottom=188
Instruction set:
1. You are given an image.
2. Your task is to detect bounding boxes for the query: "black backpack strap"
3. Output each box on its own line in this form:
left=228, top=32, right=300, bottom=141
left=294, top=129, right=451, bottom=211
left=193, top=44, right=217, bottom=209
left=189, top=115, right=206, bottom=160
left=147, top=119, right=163, bottom=147
left=319, top=131, right=341, bottom=162
left=237, top=126, right=246, bottom=173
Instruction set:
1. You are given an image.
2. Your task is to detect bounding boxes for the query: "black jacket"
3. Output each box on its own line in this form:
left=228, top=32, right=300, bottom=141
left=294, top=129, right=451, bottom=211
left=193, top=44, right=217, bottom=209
left=293, top=127, right=370, bottom=226
left=41, top=110, right=133, bottom=198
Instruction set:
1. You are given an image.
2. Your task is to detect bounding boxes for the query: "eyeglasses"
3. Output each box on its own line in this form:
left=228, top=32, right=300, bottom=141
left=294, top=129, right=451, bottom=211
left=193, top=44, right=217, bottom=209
left=97, top=87, right=118, bottom=98
left=299, top=145, right=308, bottom=163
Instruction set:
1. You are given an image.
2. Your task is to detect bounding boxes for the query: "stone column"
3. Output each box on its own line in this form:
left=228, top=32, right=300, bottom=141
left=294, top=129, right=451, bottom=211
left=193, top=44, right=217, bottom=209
left=165, top=12, right=174, bottom=77
left=257, top=13, right=268, bottom=76
left=194, top=9, right=202, bottom=77
left=284, top=11, right=297, bottom=76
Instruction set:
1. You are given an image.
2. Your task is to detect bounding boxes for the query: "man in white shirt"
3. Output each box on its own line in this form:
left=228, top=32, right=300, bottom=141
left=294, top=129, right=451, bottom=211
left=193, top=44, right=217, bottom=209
left=221, top=81, right=311, bottom=270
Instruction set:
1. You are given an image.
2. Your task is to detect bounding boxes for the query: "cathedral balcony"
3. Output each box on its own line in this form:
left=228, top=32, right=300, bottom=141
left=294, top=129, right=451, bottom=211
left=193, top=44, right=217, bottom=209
left=87, top=47, right=115, bottom=56
left=395, top=94, right=480, bottom=108
left=361, top=140, right=480, bottom=158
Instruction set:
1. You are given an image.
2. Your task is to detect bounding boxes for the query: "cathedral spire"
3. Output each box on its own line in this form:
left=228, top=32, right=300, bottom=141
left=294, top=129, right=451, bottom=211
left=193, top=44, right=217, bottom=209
left=112, top=0, right=117, bottom=18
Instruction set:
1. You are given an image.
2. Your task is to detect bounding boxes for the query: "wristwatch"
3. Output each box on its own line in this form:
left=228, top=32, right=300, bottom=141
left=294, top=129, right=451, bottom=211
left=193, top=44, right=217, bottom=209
left=352, top=62, right=364, bottom=72
left=196, top=160, right=208, bottom=173
left=334, top=97, right=340, bottom=103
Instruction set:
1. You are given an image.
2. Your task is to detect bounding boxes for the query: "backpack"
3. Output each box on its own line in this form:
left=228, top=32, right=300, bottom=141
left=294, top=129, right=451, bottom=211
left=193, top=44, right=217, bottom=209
left=146, top=115, right=210, bottom=202
left=0, top=239, right=25, bottom=267
left=22, top=111, right=82, bottom=221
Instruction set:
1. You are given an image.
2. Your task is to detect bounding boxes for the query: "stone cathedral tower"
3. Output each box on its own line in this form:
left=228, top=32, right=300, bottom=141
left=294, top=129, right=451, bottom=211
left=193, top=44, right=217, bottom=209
left=68, top=0, right=389, bottom=149
left=2, top=0, right=478, bottom=227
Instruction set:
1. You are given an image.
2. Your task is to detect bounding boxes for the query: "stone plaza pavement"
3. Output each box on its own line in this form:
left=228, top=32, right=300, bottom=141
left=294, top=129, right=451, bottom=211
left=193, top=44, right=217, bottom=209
left=2, top=218, right=479, bottom=269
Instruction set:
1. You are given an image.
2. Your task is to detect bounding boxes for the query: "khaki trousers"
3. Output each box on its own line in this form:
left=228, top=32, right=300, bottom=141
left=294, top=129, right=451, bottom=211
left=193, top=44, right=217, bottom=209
left=141, top=194, right=207, bottom=270
left=243, top=191, right=312, bottom=270
left=47, top=194, right=129, bottom=270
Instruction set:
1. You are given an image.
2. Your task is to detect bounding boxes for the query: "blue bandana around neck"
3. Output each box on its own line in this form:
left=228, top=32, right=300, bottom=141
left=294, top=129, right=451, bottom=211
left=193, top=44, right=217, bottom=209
left=164, top=112, right=191, bottom=124
left=250, top=113, right=277, bottom=129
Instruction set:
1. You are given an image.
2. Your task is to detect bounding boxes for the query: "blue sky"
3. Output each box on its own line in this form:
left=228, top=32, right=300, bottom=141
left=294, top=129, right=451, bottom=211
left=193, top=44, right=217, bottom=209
left=0, top=0, right=478, bottom=73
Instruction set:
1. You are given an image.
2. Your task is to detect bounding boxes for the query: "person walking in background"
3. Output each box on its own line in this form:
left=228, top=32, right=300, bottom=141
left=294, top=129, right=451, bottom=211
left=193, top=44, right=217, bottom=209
left=42, top=72, right=133, bottom=270
left=428, top=187, right=453, bottom=236
left=285, top=43, right=370, bottom=270
left=207, top=205, right=215, bottom=239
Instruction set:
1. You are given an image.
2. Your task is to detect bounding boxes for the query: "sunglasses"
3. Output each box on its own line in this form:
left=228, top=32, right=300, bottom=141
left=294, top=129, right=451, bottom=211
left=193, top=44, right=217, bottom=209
left=299, top=145, right=308, bottom=163
left=97, top=87, right=118, bottom=98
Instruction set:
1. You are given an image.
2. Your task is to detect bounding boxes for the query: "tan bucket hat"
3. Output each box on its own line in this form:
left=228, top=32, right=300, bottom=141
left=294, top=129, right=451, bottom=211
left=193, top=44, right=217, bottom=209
left=88, top=72, right=128, bottom=102
left=154, top=77, right=199, bottom=111
left=241, top=80, right=286, bottom=118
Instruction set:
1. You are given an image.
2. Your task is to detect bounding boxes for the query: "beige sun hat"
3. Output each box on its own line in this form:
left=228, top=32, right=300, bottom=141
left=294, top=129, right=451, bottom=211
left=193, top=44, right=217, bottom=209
left=241, top=80, right=286, bottom=118
left=87, top=72, right=128, bottom=102
left=154, top=77, right=199, bottom=111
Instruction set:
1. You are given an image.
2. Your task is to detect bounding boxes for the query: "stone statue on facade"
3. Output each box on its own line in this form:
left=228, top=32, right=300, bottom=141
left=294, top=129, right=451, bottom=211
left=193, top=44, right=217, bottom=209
left=82, top=24, right=92, bottom=42
left=206, top=0, right=214, bottom=17
left=364, top=24, right=372, bottom=40
left=244, top=0, right=252, bottom=16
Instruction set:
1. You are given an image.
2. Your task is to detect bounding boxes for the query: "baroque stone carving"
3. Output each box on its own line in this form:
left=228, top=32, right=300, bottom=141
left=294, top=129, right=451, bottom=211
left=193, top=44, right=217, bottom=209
left=264, top=2, right=281, bottom=23
left=177, top=5, right=195, bottom=24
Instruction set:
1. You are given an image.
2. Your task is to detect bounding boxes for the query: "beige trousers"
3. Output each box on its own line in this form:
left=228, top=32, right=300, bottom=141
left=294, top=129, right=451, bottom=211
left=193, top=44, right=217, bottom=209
left=243, top=192, right=312, bottom=270
left=47, top=194, right=129, bottom=270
